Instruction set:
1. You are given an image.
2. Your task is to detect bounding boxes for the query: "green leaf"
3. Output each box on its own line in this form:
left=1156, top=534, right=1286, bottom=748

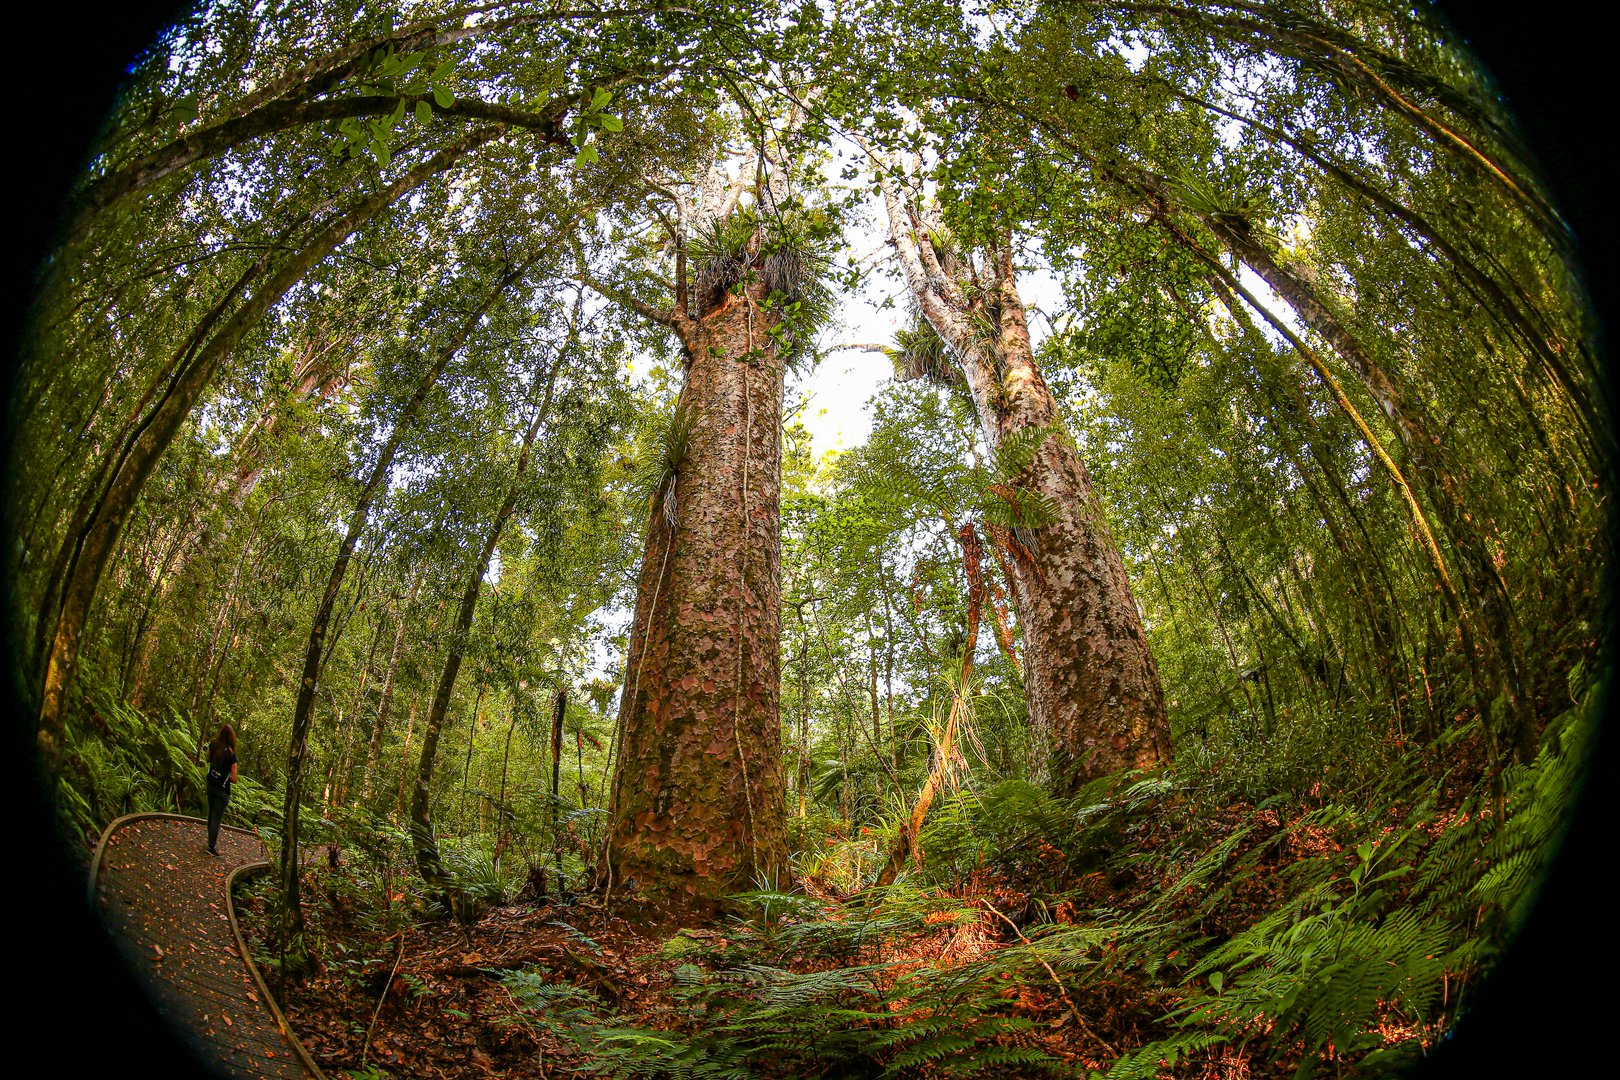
left=166, top=96, right=199, bottom=124
left=432, top=85, right=454, bottom=108
left=574, top=142, right=599, bottom=168
left=415, top=100, right=434, bottom=124
left=590, top=87, right=613, bottom=111
left=1208, top=970, right=1224, bottom=993
left=597, top=113, right=623, bottom=133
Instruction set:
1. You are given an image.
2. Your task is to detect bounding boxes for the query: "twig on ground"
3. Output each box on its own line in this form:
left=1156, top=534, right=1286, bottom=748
left=981, top=898, right=1119, bottom=1058
left=361, top=931, right=408, bottom=1068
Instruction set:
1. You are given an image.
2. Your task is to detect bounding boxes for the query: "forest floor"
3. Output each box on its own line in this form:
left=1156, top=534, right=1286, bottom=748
left=237, top=881, right=669, bottom=1077
left=231, top=799, right=1376, bottom=1080
left=227, top=714, right=1535, bottom=1079
left=236, top=870, right=1125, bottom=1079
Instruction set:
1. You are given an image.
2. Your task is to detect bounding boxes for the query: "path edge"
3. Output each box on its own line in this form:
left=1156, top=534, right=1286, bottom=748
left=84, top=811, right=324, bottom=1078
left=226, top=860, right=328, bottom=1080
left=86, top=810, right=259, bottom=906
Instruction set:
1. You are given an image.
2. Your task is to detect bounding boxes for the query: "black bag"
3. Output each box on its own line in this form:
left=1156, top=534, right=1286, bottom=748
left=206, top=765, right=228, bottom=794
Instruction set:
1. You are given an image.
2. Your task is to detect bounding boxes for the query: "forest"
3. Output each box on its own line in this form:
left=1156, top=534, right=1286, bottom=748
left=4, top=0, right=1610, bottom=1076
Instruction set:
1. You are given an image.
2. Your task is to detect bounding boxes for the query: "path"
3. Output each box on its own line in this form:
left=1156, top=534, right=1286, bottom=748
left=87, top=812, right=323, bottom=1079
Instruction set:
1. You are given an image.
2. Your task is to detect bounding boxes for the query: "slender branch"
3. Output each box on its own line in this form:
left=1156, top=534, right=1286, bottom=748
left=981, top=899, right=1120, bottom=1057
left=570, top=238, right=677, bottom=327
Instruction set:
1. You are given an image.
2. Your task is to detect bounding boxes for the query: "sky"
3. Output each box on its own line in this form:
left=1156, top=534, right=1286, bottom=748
left=583, top=131, right=1307, bottom=683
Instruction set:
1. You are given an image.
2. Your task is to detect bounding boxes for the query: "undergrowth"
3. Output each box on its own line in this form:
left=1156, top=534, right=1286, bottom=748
left=499, top=672, right=1601, bottom=1078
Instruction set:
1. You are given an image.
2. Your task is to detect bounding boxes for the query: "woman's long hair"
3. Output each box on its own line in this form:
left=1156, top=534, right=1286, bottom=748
left=207, top=723, right=235, bottom=767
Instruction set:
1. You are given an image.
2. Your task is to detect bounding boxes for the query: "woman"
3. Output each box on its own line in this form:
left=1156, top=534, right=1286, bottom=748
left=204, top=724, right=238, bottom=857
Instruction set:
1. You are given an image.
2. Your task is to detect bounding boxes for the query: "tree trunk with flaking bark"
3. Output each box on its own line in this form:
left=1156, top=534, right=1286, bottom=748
left=604, top=281, right=790, bottom=917
left=981, top=254, right=1172, bottom=788
left=878, top=169, right=1169, bottom=794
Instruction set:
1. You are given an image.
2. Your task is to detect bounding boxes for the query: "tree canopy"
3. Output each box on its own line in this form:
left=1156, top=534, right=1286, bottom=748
left=5, top=1, right=1610, bottom=1075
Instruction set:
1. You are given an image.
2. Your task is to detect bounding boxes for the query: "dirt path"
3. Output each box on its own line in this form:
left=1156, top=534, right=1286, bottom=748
left=87, top=812, right=323, bottom=1079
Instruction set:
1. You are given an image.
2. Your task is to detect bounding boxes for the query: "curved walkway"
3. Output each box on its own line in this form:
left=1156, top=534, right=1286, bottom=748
left=87, top=813, right=323, bottom=1079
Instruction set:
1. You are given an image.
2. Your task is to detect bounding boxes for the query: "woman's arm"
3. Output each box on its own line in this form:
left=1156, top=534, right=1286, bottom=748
left=231, top=762, right=238, bottom=782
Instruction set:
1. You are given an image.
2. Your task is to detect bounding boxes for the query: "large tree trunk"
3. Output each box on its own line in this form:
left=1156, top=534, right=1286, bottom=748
left=603, top=278, right=791, bottom=916
left=878, top=168, right=1170, bottom=794
left=980, top=246, right=1172, bottom=788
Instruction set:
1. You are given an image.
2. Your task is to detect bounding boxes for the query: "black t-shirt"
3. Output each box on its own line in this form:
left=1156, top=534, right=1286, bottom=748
left=208, top=750, right=237, bottom=789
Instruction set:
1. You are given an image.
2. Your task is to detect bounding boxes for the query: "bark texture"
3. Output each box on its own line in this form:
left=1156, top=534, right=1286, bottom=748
left=879, top=166, right=1171, bottom=794
left=604, top=274, right=790, bottom=916
left=984, top=340, right=1173, bottom=788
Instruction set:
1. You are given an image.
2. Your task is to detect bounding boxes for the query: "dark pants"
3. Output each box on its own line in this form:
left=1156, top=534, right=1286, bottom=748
left=206, top=786, right=230, bottom=852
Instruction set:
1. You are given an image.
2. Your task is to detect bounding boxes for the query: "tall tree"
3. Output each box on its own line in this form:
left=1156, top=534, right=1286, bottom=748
left=279, top=256, right=537, bottom=965
left=877, top=159, right=1172, bottom=793
left=586, top=132, right=830, bottom=912
left=409, top=326, right=564, bottom=895
left=32, top=128, right=499, bottom=768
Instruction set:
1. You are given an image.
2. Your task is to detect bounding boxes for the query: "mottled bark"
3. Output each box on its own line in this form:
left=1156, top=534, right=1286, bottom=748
left=878, top=166, right=1170, bottom=794
left=984, top=251, right=1172, bottom=788
left=604, top=280, right=790, bottom=916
